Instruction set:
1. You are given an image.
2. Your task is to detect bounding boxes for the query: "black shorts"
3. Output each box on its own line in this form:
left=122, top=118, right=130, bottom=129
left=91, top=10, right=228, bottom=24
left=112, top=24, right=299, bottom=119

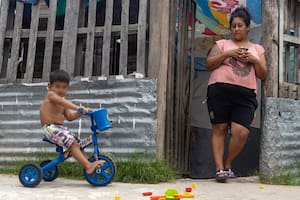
left=207, top=83, right=258, bottom=130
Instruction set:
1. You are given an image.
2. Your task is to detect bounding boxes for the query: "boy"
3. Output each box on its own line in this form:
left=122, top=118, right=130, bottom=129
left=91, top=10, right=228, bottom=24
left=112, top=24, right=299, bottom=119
left=40, top=69, right=103, bottom=174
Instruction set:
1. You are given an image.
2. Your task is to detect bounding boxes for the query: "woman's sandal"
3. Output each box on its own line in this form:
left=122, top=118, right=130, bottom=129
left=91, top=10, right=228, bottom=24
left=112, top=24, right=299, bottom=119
left=224, top=168, right=236, bottom=178
left=216, top=169, right=228, bottom=183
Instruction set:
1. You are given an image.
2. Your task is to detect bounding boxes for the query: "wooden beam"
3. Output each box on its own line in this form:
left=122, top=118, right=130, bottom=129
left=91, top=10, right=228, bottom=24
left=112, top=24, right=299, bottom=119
left=7, top=2, right=24, bottom=82
left=136, top=0, right=148, bottom=75
left=101, top=0, right=114, bottom=76
left=24, top=1, right=41, bottom=82
left=60, top=0, right=80, bottom=77
left=262, top=0, right=279, bottom=97
left=147, top=0, right=162, bottom=78
left=84, top=0, right=97, bottom=77
left=156, top=0, right=170, bottom=159
left=0, top=0, right=9, bottom=76
left=119, top=0, right=130, bottom=75
left=283, top=34, right=300, bottom=45
left=42, top=0, right=57, bottom=81
left=5, top=25, right=139, bottom=38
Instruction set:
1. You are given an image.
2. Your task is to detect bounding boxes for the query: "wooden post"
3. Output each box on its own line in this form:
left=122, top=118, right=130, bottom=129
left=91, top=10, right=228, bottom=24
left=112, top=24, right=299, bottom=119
left=60, top=0, right=80, bottom=77
left=148, top=0, right=162, bottom=78
left=165, top=0, right=178, bottom=161
left=42, top=0, right=58, bottom=81
left=102, top=0, right=114, bottom=76
left=0, top=0, right=9, bottom=76
left=24, top=1, right=41, bottom=82
left=136, top=0, right=148, bottom=75
left=84, top=0, right=97, bottom=77
left=262, top=0, right=279, bottom=97
left=7, top=2, right=24, bottom=82
left=156, top=0, right=170, bottom=159
left=119, top=0, right=130, bottom=75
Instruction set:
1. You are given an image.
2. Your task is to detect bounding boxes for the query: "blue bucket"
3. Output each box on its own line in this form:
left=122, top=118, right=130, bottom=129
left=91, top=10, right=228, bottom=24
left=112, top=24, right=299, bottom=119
left=90, top=108, right=111, bottom=131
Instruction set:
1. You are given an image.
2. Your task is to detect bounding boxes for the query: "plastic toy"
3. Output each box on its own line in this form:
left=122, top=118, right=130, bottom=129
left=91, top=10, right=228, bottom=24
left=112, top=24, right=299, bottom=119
left=144, top=187, right=195, bottom=200
left=259, top=185, right=265, bottom=189
left=192, top=182, right=197, bottom=189
left=114, top=195, right=121, bottom=200
left=18, top=108, right=116, bottom=187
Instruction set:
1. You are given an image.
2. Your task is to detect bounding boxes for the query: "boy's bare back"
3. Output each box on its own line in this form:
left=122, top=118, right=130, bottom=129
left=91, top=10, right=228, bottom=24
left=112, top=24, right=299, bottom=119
left=40, top=92, right=65, bottom=126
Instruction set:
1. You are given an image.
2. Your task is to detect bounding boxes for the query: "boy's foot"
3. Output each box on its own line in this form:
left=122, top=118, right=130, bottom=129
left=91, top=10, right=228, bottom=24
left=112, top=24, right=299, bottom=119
left=216, top=169, right=228, bottom=183
left=224, top=168, right=236, bottom=178
left=86, top=160, right=106, bottom=175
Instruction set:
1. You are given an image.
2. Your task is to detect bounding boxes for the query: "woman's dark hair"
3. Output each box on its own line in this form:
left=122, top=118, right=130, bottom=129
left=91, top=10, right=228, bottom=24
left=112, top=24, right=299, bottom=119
left=49, top=69, right=70, bottom=84
left=229, top=6, right=252, bottom=27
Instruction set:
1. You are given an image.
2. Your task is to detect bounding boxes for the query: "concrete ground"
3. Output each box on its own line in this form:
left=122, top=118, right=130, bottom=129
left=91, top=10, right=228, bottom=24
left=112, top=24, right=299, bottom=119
left=0, top=175, right=300, bottom=200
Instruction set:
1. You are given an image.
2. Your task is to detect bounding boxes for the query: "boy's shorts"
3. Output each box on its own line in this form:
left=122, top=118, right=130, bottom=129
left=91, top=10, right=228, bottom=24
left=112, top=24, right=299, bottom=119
left=42, top=124, right=76, bottom=149
left=207, top=83, right=258, bottom=130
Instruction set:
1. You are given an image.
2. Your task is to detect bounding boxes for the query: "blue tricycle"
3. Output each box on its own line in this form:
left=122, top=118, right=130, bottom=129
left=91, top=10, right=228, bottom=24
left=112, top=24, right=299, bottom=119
left=18, top=108, right=116, bottom=187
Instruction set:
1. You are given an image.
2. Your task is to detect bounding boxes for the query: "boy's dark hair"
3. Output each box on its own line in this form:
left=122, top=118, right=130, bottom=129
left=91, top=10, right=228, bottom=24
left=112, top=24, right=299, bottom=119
left=49, top=69, right=70, bottom=84
left=230, top=6, right=252, bottom=27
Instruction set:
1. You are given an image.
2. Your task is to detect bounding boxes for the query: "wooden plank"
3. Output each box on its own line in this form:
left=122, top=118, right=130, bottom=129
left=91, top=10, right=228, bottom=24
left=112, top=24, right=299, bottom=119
left=156, top=0, right=170, bottom=159
left=283, top=34, right=300, bottom=45
left=136, top=0, right=148, bottom=75
left=119, top=0, right=130, bottom=75
left=7, top=2, right=24, bottom=82
left=278, top=0, right=285, bottom=83
left=24, top=1, right=41, bottom=82
left=181, top=0, right=189, bottom=172
left=0, top=0, right=10, bottom=76
left=74, top=0, right=86, bottom=76
left=293, top=46, right=299, bottom=83
left=262, top=0, right=279, bottom=97
left=284, top=44, right=290, bottom=82
left=147, top=0, right=162, bottom=78
left=165, top=0, right=178, bottom=161
left=101, top=0, right=114, bottom=76
left=279, top=83, right=289, bottom=98
left=42, top=0, right=57, bottom=81
left=5, top=24, right=139, bottom=38
left=60, top=0, right=80, bottom=77
left=185, top=0, right=196, bottom=173
left=84, top=0, right=97, bottom=77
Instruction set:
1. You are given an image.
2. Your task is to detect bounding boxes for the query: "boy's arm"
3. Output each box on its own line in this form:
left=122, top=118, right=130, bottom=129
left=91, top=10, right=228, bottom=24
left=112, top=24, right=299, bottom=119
left=47, top=91, right=80, bottom=111
left=64, top=108, right=81, bottom=121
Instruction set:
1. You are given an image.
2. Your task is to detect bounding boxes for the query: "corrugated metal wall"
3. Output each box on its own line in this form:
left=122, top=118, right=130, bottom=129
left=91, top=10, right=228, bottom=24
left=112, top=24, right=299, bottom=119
left=0, top=79, right=157, bottom=166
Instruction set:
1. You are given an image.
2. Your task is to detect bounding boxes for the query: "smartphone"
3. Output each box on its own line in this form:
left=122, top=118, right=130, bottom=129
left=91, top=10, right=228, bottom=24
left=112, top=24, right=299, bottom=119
left=239, top=47, right=248, bottom=52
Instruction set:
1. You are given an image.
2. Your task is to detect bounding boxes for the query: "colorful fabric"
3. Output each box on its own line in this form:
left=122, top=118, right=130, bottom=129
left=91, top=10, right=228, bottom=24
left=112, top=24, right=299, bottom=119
left=42, top=124, right=76, bottom=149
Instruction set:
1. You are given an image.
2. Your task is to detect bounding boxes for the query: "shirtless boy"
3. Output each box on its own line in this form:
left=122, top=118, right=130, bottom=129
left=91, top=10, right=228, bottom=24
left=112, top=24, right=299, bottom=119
left=40, top=69, right=102, bottom=174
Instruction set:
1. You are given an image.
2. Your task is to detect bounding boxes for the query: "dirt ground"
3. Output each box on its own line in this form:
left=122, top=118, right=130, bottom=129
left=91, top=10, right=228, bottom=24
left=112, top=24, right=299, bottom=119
left=0, top=175, right=300, bottom=200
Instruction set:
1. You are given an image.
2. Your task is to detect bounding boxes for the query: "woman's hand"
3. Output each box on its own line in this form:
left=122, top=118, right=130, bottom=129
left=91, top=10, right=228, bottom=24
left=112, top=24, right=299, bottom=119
left=239, top=51, right=259, bottom=64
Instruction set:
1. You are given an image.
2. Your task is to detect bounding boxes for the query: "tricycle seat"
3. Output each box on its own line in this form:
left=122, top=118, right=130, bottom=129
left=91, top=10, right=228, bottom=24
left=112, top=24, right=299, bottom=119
left=42, top=137, right=56, bottom=145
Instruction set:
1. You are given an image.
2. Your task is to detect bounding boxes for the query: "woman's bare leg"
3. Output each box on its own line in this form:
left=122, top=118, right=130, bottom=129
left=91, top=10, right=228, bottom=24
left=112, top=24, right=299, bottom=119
left=224, top=122, right=249, bottom=169
left=211, top=123, right=229, bottom=171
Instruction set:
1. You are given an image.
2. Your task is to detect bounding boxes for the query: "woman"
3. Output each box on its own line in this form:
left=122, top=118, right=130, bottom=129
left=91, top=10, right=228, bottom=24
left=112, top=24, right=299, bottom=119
left=206, top=6, right=267, bottom=183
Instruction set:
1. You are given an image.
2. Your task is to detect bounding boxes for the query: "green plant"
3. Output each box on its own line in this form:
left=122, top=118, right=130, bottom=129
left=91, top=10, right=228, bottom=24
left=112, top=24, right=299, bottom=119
left=259, top=165, right=300, bottom=186
left=0, top=152, right=178, bottom=184
left=114, top=153, right=178, bottom=184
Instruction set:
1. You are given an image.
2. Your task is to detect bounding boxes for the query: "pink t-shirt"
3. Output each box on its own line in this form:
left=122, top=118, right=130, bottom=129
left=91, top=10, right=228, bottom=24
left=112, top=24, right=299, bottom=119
left=208, top=39, right=265, bottom=91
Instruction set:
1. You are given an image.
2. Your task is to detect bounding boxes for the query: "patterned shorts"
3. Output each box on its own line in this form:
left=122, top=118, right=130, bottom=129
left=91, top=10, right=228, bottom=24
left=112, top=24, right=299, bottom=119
left=42, top=124, right=76, bottom=149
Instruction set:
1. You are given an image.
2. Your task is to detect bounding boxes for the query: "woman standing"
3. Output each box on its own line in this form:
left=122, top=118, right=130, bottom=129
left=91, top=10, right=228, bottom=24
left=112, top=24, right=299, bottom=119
left=206, top=6, right=267, bottom=183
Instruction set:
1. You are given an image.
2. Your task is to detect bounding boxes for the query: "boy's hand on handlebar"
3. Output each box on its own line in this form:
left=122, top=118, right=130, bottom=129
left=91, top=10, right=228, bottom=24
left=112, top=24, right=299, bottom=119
left=78, top=106, right=91, bottom=115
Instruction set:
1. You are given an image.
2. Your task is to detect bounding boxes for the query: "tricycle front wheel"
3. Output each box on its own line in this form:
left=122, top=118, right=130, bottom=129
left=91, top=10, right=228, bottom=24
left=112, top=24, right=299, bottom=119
left=84, top=154, right=116, bottom=186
